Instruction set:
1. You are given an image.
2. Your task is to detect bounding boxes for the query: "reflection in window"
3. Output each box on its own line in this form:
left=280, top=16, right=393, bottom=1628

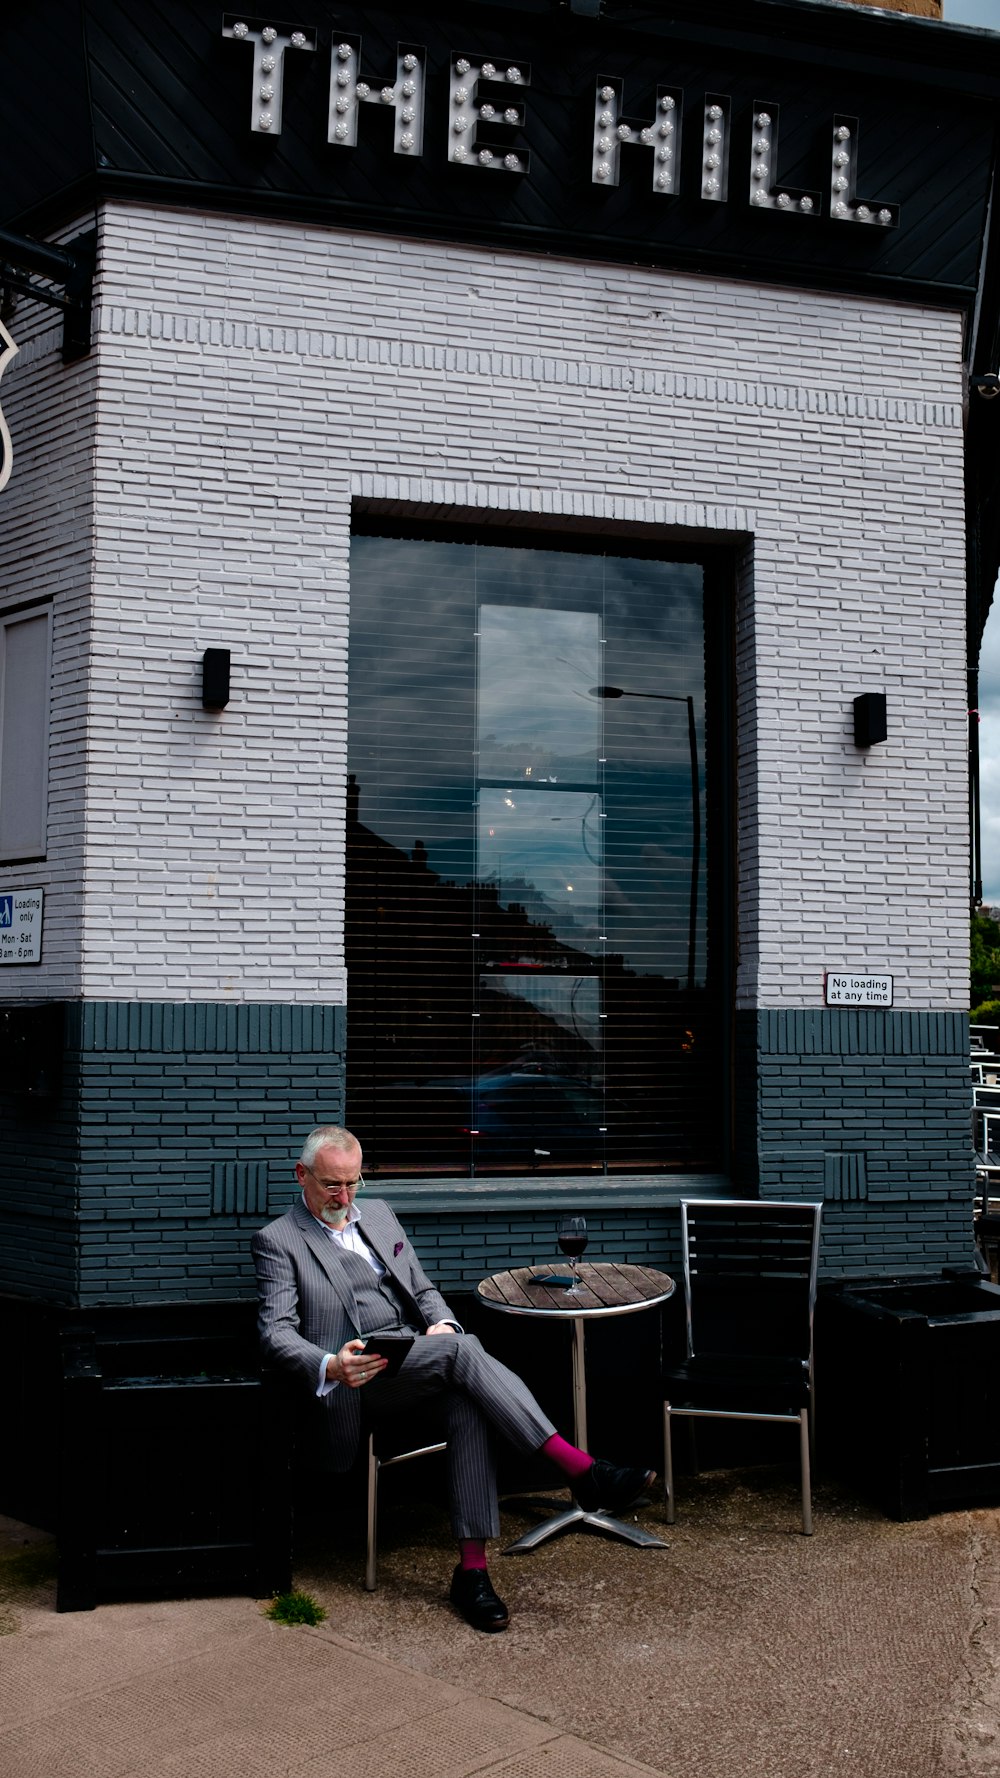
left=345, top=530, right=724, bottom=1178
left=478, top=605, right=600, bottom=784
left=478, top=789, right=601, bottom=946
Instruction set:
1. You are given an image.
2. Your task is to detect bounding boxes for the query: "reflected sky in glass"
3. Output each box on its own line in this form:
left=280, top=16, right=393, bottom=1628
left=478, top=787, right=601, bottom=940
left=478, top=604, right=600, bottom=782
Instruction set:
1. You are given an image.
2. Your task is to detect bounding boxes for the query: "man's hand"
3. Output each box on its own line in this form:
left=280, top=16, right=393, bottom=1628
left=326, top=1338, right=389, bottom=1387
left=425, top=1321, right=458, bottom=1336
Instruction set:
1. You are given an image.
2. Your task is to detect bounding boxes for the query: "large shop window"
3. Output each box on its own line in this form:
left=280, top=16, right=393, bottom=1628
left=346, top=528, right=729, bottom=1178
left=0, top=606, right=51, bottom=861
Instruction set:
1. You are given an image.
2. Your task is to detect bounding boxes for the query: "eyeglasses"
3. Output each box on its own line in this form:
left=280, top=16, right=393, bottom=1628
left=305, top=1167, right=364, bottom=1193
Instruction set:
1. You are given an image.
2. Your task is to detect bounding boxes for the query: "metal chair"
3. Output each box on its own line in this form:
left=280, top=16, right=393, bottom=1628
left=974, top=1107, right=1000, bottom=1185
left=976, top=1208, right=1000, bottom=1283
left=663, top=1198, right=823, bottom=1536
left=364, top=1419, right=447, bottom=1591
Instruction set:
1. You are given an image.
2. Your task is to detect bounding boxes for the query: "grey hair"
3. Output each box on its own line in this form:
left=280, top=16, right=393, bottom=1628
left=299, top=1125, right=361, bottom=1170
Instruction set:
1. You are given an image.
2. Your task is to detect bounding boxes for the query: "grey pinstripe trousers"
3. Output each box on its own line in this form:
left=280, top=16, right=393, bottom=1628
left=364, top=1334, right=557, bottom=1539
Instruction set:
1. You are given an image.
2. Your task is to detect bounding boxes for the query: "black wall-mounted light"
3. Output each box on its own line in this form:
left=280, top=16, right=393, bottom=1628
left=202, top=648, right=231, bottom=710
left=853, top=692, right=887, bottom=748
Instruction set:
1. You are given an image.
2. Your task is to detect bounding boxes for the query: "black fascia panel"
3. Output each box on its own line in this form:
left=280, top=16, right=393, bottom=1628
left=2, top=1, right=1000, bottom=311
left=0, top=1, right=94, bottom=224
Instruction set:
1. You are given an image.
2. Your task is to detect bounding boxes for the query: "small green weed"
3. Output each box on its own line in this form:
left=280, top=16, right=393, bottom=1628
left=264, top=1589, right=327, bottom=1626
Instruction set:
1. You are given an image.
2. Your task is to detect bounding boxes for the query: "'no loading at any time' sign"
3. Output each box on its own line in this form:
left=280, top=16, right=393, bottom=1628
left=825, top=972, right=893, bottom=1007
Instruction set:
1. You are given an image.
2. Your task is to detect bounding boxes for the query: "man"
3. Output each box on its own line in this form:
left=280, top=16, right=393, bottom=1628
left=253, top=1124, right=656, bottom=1632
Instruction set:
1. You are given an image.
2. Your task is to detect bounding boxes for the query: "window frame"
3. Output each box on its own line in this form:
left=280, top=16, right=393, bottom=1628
left=0, top=600, right=52, bottom=865
left=346, top=513, right=736, bottom=1183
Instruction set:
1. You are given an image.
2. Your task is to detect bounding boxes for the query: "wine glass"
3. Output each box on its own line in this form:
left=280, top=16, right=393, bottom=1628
left=557, top=1215, right=588, bottom=1293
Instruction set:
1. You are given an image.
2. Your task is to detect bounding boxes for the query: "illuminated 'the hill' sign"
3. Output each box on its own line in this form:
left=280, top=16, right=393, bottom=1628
left=222, top=17, right=899, bottom=229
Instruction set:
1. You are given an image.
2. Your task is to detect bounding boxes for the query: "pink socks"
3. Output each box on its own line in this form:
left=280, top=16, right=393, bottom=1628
left=457, top=1438, right=595, bottom=1567
left=540, top=1432, right=593, bottom=1480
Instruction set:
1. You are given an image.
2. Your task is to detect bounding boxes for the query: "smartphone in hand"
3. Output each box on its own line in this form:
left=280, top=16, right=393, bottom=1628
left=361, top=1333, right=414, bottom=1378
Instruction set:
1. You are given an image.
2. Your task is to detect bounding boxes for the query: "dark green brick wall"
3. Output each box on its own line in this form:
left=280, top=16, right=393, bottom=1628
left=0, top=1001, right=978, bottom=1306
left=71, top=1001, right=347, bottom=1305
left=0, top=1006, right=80, bottom=1304
left=393, top=1206, right=684, bottom=1295
left=746, top=1008, right=976, bottom=1275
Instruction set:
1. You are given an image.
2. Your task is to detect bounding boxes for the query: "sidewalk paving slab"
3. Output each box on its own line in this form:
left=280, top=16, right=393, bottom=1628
left=4, top=1470, right=1000, bottom=1778
left=0, top=1562, right=665, bottom=1778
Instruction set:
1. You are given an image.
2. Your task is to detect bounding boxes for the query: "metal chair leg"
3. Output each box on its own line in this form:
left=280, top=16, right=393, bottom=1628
left=799, top=1408, right=813, bottom=1536
left=808, top=1377, right=817, bottom=1465
left=365, top=1434, right=378, bottom=1591
left=663, top=1403, right=675, bottom=1524
left=363, top=1430, right=448, bottom=1591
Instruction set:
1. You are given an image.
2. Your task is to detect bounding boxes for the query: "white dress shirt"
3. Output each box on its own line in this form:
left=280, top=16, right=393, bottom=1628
left=306, top=1196, right=384, bottom=1396
left=304, top=1194, right=460, bottom=1396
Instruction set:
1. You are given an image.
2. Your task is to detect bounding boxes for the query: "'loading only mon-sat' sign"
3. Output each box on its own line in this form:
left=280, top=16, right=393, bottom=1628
left=0, top=888, right=43, bottom=964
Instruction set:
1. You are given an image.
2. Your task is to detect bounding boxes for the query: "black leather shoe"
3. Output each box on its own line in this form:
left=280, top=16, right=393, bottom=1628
left=573, top=1458, right=656, bottom=1516
left=449, top=1564, right=509, bottom=1633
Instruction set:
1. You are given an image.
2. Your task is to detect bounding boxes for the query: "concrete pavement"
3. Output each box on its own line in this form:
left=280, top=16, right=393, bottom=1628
left=3, top=1467, right=1000, bottom=1778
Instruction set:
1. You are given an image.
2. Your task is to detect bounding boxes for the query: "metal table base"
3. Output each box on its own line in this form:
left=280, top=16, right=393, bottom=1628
left=502, top=1499, right=668, bottom=1554
left=477, top=1282, right=674, bottom=1554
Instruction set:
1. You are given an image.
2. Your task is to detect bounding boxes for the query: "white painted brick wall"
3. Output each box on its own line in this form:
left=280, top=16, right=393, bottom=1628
left=1, top=200, right=970, bottom=1005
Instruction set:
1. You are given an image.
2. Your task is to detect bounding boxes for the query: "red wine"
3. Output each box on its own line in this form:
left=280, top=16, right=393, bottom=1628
left=558, top=1234, right=588, bottom=1258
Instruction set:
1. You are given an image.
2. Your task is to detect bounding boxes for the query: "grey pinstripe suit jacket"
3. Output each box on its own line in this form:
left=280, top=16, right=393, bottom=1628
left=252, top=1197, right=455, bottom=1470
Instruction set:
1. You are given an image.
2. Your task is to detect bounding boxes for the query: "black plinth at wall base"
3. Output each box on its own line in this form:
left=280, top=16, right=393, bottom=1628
left=818, top=1272, right=1000, bottom=1520
left=56, top=1307, right=293, bottom=1611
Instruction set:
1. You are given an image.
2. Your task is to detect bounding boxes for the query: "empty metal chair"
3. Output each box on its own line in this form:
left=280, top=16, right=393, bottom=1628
left=663, top=1198, right=822, bottom=1535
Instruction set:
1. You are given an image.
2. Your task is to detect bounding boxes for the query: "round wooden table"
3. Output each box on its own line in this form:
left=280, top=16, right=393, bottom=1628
left=478, top=1260, right=675, bottom=1552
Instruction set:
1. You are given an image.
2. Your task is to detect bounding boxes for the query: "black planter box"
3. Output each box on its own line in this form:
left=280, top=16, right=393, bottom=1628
left=819, top=1272, right=1000, bottom=1520
left=56, top=1307, right=292, bottom=1610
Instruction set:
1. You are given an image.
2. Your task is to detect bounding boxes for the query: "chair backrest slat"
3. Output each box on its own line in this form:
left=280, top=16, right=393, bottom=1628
left=681, top=1199, right=822, bottom=1364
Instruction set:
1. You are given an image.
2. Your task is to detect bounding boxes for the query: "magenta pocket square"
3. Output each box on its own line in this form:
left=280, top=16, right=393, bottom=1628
left=394, top=1241, right=404, bottom=1256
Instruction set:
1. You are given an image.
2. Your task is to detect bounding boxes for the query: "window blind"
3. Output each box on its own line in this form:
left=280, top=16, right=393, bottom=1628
left=346, top=529, right=724, bottom=1178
